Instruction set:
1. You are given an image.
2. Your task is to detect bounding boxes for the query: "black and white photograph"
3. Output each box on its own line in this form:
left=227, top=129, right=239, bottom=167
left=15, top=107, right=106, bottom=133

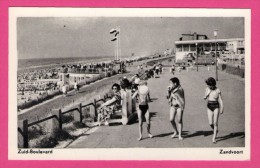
left=9, top=8, right=250, bottom=160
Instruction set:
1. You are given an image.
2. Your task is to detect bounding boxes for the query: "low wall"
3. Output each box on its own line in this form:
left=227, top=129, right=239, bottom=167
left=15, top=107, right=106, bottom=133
left=219, top=63, right=244, bottom=78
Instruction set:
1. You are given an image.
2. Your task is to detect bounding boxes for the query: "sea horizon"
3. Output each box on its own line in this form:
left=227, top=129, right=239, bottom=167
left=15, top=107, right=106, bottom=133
left=18, top=56, right=115, bottom=71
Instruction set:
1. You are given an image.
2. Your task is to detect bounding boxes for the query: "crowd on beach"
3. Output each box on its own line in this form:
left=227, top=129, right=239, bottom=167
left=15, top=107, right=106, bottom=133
left=98, top=63, right=224, bottom=144
left=59, top=62, right=120, bottom=74
left=17, top=60, right=131, bottom=109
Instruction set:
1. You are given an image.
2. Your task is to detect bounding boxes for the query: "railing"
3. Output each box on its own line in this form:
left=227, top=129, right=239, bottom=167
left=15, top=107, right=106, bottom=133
left=17, top=67, right=153, bottom=148
left=18, top=91, right=137, bottom=148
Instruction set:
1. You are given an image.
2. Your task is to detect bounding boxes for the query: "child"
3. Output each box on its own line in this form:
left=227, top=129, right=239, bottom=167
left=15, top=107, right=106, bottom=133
left=168, top=77, right=185, bottom=140
left=132, top=80, right=153, bottom=141
left=204, top=77, right=224, bottom=144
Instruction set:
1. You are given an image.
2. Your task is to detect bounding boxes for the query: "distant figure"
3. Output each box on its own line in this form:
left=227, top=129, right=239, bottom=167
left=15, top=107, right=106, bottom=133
left=132, top=80, right=153, bottom=141
left=171, top=64, right=175, bottom=75
left=132, top=74, right=140, bottom=89
left=137, top=65, right=141, bottom=73
left=155, top=65, right=160, bottom=76
left=159, top=64, right=162, bottom=74
left=177, top=66, right=182, bottom=73
left=149, top=69, right=155, bottom=78
left=204, top=77, right=224, bottom=144
left=74, top=81, right=79, bottom=93
left=62, top=83, right=68, bottom=97
left=168, top=77, right=185, bottom=140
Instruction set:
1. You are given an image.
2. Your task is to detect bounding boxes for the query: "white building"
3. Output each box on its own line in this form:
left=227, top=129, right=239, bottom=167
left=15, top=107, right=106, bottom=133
left=175, top=38, right=245, bottom=61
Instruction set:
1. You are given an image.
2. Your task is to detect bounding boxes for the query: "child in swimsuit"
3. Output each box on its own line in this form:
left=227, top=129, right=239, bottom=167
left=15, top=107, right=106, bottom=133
left=168, top=77, right=185, bottom=140
left=132, top=80, right=153, bottom=141
left=204, top=77, right=224, bottom=144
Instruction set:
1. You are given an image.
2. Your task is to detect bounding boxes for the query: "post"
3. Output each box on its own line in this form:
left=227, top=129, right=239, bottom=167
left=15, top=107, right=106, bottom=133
left=93, top=99, right=97, bottom=121
left=214, top=30, right=218, bottom=81
left=196, top=43, right=198, bottom=71
left=58, top=109, right=63, bottom=129
left=79, top=103, right=83, bottom=123
left=23, top=120, right=29, bottom=148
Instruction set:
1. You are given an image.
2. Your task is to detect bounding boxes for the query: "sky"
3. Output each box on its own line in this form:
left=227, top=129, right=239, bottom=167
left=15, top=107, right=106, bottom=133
left=17, top=17, right=244, bottom=59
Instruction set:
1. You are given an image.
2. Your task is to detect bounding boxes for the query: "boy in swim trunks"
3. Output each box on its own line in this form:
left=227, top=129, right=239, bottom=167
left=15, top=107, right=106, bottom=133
left=204, top=77, right=224, bottom=144
left=168, top=77, right=185, bottom=140
left=132, top=80, right=153, bottom=141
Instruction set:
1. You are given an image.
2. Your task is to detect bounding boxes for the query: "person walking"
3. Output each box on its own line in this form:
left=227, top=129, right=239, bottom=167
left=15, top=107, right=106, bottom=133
left=132, top=80, right=153, bottom=141
left=203, top=77, right=224, bottom=144
left=74, top=80, right=79, bottom=93
left=171, top=64, right=175, bottom=75
left=167, top=77, right=185, bottom=140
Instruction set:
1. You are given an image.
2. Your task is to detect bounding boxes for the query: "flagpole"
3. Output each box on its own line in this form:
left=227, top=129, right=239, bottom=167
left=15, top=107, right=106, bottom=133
left=114, top=41, right=117, bottom=61
left=119, top=27, right=121, bottom=61
left=118, top=27, right=123, bottom=76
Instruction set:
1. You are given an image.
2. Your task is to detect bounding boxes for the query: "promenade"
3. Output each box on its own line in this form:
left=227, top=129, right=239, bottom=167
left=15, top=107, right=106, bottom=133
left=67, top=66, right=245, bottom=148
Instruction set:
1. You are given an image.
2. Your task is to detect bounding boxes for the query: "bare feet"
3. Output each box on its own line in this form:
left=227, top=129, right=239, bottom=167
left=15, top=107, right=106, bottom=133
left=212, top=139, right=217, bottom=144
left=178, top=136, right=184, bottom=140
left=137, top=137, right=142, bottom=141
left=148, top=133, right=153, bottom=138
left=171, top=132, right=177, bottom=138
left=104, top=121, right=109, bottom=126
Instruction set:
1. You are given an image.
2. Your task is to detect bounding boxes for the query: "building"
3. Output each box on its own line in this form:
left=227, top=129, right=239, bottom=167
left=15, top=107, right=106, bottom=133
left=58, top=73, right=100, bottom=86
left=175, top=38, right=245, bottom=62
left=179, top=32, right=208, bottom=41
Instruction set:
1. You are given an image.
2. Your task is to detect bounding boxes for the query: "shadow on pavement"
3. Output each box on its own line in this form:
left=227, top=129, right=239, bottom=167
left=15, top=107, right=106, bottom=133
left=109, top=123, right=122, bottom=126
left=127, top=112, right=157, bottom=124
left=149, top=98, right=158, bottom=101
left=217, top=132, right=245, bottom=142
left=150, top=112, right=157, bottom=118
left=153, top=131, right=191, bottom=138
left=183, top=130, right=213, bottom=138
left=153, top=132, right=173, bottom=138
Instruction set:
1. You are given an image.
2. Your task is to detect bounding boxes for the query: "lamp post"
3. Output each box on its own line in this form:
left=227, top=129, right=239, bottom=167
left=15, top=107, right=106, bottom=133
left=214, top=30, right=218, bottom=81
left=196, top=43, right=198, bottom=71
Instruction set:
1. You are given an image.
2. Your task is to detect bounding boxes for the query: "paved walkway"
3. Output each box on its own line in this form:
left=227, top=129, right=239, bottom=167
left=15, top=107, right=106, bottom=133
left=67, top=66, right=245, bottom=148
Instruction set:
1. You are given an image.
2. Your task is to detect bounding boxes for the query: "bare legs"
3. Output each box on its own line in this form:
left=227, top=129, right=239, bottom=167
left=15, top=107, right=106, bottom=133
left=207, top=108, right=220, bottom=143
left=137, top=109, right=153, bottom=141
left=170, top=106, right=184, bottom=140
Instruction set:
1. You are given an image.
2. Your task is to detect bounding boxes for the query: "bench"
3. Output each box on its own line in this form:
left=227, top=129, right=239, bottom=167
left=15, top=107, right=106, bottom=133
left=106, top=90, right=137, bottom=125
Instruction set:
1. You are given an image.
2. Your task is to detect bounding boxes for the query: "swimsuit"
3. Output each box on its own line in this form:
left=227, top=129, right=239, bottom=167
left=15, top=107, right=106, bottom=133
left=207, top=101, right=219, bottom=111
left=139, top=104, right=149, bottom=116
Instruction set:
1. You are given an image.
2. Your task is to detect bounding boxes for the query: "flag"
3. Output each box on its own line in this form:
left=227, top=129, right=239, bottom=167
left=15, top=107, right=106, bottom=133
left=110, top=28, right=119, bottom=41
left=111, top=37, right=117, bottom=41
left=110, top=28, right=117, bottom=34
left=114, top=31, right=119, bottom=36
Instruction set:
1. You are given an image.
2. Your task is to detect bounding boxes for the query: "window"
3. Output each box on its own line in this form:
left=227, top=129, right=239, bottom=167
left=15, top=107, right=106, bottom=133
left=190, top=44, right=196, bottom=51
left=176, top=45, right=182, bottom=52
left=183, top=44, right=189, bottom=52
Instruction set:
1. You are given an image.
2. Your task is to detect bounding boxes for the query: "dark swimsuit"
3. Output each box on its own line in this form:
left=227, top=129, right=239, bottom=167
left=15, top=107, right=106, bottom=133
left=207, top=101, right=219, bottom=111
left=139, top=104, right=149, bottom=116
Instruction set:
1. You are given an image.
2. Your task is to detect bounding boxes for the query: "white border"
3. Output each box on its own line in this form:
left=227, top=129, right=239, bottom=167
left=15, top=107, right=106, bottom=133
left=8, top=8, right=251, bottom=160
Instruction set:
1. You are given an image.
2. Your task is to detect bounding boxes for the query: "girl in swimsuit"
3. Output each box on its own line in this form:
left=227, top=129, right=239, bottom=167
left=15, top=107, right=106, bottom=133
left=168, top=77, right=185, bottom=140
left=204, top=77, right=224, bottom=144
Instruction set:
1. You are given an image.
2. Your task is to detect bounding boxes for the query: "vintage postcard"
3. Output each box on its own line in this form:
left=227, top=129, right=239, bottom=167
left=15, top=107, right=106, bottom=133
left=8, top=7, right=250, bottom=161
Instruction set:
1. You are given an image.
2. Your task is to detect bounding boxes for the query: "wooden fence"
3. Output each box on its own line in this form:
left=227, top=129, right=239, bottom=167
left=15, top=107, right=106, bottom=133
left=18, top=93, right=137, bottom=148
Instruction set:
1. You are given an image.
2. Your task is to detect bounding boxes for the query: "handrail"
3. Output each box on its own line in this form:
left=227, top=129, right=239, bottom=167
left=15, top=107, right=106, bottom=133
left=18, top=71, right=145, bottom=148
left=28, top=115, right=58, bottom=127
left=62, top=107, right=79, bottom=115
